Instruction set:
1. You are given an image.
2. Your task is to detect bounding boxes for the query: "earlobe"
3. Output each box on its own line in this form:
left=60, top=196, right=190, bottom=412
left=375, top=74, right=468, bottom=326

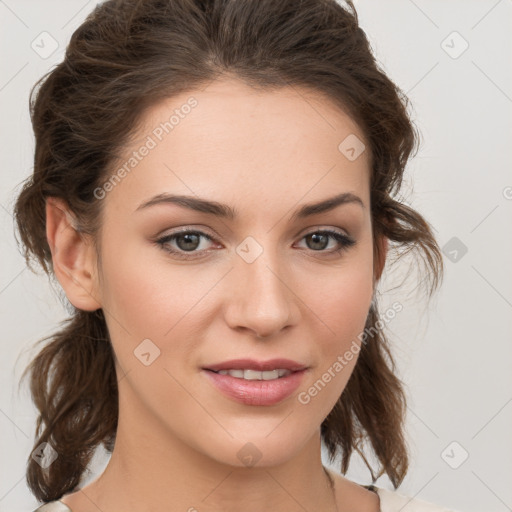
left=45, top=197, right=101, bottom=311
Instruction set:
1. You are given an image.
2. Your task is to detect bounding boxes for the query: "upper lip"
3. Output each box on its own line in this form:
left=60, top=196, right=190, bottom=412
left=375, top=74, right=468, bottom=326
left=203, top=358, right=308, bottom=372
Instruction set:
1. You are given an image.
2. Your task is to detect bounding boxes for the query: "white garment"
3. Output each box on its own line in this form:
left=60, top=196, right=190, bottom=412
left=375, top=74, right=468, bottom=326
left=373, top=486, right=458, bottom=511
left=32, top=487, right=459, bottom=512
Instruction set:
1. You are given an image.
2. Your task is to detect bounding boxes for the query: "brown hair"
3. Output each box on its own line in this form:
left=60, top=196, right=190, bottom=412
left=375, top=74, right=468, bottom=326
left=14, top=0, right=443, bottom=503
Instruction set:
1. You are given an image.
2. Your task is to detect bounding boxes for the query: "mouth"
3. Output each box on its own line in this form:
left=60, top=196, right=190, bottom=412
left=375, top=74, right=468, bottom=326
left=203, top=357, right=308, bottom=375
left=200, top=358, right=309, bottom=406
left=205, top=368, right=294, bottom=380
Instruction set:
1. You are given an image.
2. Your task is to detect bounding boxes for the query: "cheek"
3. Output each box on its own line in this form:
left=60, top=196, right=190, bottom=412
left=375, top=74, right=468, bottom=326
left=97, top=249, right=206, bottom=412
left=99, top=237, right=206, bottom=338
left=326, top=275, right=373, bottom=345
left=295, top=267, right=373, bottom=421
left=297, top=249, right=374, bottom=402
left=303, top=257, right=374, bottom=347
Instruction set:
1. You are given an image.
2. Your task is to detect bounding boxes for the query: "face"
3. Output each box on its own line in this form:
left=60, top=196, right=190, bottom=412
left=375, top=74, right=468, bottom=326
left=92, top=77, right=379, bottom=468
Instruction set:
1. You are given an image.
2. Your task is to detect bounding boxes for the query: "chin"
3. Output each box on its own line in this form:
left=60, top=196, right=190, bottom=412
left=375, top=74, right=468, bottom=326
left=204, top=428, right=313, bottom=470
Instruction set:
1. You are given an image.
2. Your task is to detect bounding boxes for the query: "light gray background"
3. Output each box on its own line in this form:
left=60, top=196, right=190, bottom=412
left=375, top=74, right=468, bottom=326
left=1, top=1, right=511, bottom=511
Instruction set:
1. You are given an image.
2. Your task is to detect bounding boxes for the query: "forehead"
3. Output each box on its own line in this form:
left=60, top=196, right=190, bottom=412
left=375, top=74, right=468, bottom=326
left=104, top=78, right=370, bottom=217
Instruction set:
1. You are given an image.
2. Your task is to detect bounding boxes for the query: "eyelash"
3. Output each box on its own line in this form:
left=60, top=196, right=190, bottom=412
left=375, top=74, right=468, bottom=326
left=155, top=228, right=356, bottom=260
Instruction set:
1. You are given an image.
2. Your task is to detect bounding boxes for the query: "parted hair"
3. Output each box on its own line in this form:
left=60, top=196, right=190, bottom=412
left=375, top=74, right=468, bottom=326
left=14, top=0, right=443, bottom=503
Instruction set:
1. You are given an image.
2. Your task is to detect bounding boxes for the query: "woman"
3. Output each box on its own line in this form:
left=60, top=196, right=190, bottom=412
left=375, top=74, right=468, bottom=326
left=14, top=0, right=456, bottom=510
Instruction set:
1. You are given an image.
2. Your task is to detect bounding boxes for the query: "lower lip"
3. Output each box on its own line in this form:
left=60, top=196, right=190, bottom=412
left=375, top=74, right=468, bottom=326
left=202, top=369, right=307, bottom=406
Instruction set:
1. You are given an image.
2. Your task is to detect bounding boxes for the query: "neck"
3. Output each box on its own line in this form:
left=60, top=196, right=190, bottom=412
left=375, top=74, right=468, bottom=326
left=79, top=388, right=338, bottom=512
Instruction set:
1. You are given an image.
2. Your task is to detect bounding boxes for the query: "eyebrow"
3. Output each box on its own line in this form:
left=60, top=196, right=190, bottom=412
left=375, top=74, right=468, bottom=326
left=135, top=192, right=365, bottom=220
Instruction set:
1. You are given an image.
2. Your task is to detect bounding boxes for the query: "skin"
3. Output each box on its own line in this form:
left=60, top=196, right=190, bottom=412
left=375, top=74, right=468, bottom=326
left=46, top=77, right=386, bottom=512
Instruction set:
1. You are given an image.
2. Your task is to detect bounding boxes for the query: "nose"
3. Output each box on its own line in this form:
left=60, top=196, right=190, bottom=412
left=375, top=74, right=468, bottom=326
left=223, top=242, right=300, bottom=339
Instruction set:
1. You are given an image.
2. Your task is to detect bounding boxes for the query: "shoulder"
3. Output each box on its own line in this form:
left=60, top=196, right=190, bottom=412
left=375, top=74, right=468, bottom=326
left=372, top=486, right=460, bottom=512
left=32, top=501, right=72, bottom=512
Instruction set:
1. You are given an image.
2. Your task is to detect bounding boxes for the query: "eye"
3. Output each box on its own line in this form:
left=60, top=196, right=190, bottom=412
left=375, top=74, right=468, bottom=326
left=155, top=229, right=216, bottom=259
left=296, top=229, right=356, bottom=255
left=155, top=228, right=356, bottom=260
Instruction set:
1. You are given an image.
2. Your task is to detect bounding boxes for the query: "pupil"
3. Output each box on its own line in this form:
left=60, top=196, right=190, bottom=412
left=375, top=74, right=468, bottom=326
left=178, top=233, right=199, bottom=251
left=308, top=233, right=328, bottom=250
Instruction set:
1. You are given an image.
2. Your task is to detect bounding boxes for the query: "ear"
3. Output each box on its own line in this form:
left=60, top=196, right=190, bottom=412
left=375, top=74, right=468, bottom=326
left=374, top=234, right=388, bottom=283
left=45, top=197, right=102, bottom=311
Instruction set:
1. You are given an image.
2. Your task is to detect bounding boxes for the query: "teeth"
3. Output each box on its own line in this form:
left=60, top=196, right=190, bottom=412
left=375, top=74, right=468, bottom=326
left=216, top=369, right=292, bottom=380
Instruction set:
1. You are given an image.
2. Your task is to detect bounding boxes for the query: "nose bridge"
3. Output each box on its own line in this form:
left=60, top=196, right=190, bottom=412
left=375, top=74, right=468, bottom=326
left=226, top=233, right=297, bottom=337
